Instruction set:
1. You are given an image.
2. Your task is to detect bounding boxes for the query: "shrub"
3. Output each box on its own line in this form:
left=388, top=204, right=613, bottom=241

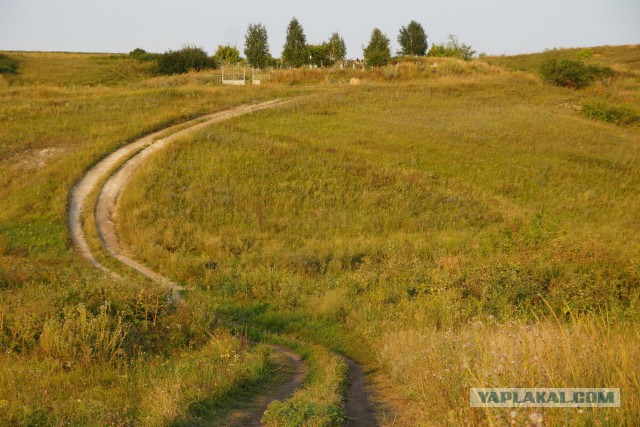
left=428, top=35, right=475, bottom=61
left=582, top=100, right=640, bottom=126
left=156, top=45, right=216, bottom=75
left=576, top=48, right=594, bottom=60
left=129, top=48, right=161, bottom=62
left=213, top=44, right=241, bottom=66
left=539, top=59, right=614, bottom=89
left=129, top=48, right=147, bottom=56
left=0, top=53, right=18, bottom=75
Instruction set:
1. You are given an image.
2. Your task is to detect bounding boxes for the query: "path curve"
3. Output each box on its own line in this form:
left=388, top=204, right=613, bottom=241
left=67, top=99, right=377, bottom=426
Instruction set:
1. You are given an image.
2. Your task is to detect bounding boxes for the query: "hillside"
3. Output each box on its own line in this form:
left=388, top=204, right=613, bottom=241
left=482, top=44, right=640, bottom=74
left=1, top=46, right=639, bottom=425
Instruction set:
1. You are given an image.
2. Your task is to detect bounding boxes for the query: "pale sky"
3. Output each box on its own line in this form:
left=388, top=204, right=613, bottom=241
left=0, top=0, right=638, bottom=58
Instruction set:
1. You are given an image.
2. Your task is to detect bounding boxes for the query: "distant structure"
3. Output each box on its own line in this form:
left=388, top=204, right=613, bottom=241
left=221, top=67, right=246, bottom=85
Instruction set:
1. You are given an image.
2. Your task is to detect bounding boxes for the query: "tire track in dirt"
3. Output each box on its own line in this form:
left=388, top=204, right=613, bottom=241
left=68, top=99, right=378, bottom=426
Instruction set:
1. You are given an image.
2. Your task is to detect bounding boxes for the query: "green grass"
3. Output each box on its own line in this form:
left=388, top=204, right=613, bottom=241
left=481, top=44, right=640, bottom=74
left=1, top=47, right=639, bottom=425
left=0, top=51, right=307, bottom=424
left=119, top=52, right=640, bottom=424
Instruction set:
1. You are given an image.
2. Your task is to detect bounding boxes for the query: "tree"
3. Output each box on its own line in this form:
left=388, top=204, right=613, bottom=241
left=397, top=20, right=428, bottom=56
left=214, top=45, right=241, bottom=66
left=282, top=17, right=308, bottom=68
left=327, top=32, right=347, bottom=63
left=363, top=28, right=391, bottom=67
left=244, top=23, right=270, bottom=68
left=308, top=44, right=331, bottom=67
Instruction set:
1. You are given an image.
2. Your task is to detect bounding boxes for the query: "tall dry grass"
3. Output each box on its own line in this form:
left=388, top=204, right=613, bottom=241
left=375, top=313, right=639, bottom=425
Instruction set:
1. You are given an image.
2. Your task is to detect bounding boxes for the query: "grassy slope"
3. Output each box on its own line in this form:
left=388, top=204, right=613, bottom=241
left=119, top=48, right=640, bottom=425
left=1, top=47, right=639, bottom=425
left=481, top=44, right=640, bottom=74
left=0, top=52, right=308, bottom=424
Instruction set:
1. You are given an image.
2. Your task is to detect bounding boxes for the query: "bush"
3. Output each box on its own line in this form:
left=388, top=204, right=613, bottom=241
left=156, top=45, right=216, bottom=75
left=539, top=59, right=614, bottom=89
left=582, top=100, right=640, bottom=126
left=129, top=48, right=147, bottom=56
left=129, top=48, right=161, bottom=62
left=213, top=44, right=241, bottom=66
left=0, top=53, right=18, bottom=75
left=576, top=48, right=594, bottom=60
left=428, top=35, right=475, bottom=61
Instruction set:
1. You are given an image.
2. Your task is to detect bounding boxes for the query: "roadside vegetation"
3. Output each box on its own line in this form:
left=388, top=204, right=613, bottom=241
left=1, top=43, right=639, bottom=425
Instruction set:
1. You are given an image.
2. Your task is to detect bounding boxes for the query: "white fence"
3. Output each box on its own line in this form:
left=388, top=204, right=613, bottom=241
left=206, top=67, right=271, bottom=86
left=222, top=67, right=246, bottom=85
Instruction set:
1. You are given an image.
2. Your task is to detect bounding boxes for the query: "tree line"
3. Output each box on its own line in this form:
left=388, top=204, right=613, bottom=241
left=244, top=18, right=429, bottom=68
left=243, top=18, right=475, bottom=68
left=132, top=18, right=476, bottom=74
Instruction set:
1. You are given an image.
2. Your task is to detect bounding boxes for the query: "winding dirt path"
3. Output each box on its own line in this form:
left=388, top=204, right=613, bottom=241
left=222, top=345, right=308, bottom=427
left=343, top=356, right=377, bottom=426
left=67, top=99, right=378, bottom=426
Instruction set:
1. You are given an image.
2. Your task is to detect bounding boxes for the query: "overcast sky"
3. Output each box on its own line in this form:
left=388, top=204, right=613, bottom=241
left=1, top=0, right=638, bottom=58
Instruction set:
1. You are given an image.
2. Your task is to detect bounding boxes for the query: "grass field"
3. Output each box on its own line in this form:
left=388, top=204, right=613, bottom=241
left=1, top=47, right=639, bottom=425
left=0, top=52, right=309, bottom=425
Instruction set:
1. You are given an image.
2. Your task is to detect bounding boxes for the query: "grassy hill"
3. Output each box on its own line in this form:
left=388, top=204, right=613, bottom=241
left=1, top=46, right=639, bottom=425
left=482, top=44, right=640, bottom=74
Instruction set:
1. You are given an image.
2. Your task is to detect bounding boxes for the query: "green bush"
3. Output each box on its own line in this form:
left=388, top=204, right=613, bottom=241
left=428, top=35, right=475, bottom=61
left=582, top=100, right=640, bottom=126
left=576, top=48, right=594, bottom=60
left=156, top=45, right=216, bottom=75
left=129, top=48, right=161, bottom=62
left=0, top=53, right=19, bottom=75
left=539, top=59, right=614, bottom=89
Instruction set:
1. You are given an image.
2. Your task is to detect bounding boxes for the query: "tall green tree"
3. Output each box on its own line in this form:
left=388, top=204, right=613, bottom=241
left=282, top=18, right=308, bottom=68
left=214, top=45, right=241, bottom=65
left=363, top=28, right=391, bottom=67
left=327, top=32, right=347, bottom=63
left=244, top=23, right=270, bottom=68
left=397, top=20, right=428, bottom=56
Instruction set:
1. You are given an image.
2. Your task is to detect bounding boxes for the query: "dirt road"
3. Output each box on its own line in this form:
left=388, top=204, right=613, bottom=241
left=67, top=99, right=378, bottom=426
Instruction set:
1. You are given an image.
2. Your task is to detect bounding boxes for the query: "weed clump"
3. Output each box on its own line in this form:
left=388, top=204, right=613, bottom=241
left=156, top=45, right=216, bottom=75
left=539, top=59, right=613, bottom=89
left=582, top=100, right=640, bottom=126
